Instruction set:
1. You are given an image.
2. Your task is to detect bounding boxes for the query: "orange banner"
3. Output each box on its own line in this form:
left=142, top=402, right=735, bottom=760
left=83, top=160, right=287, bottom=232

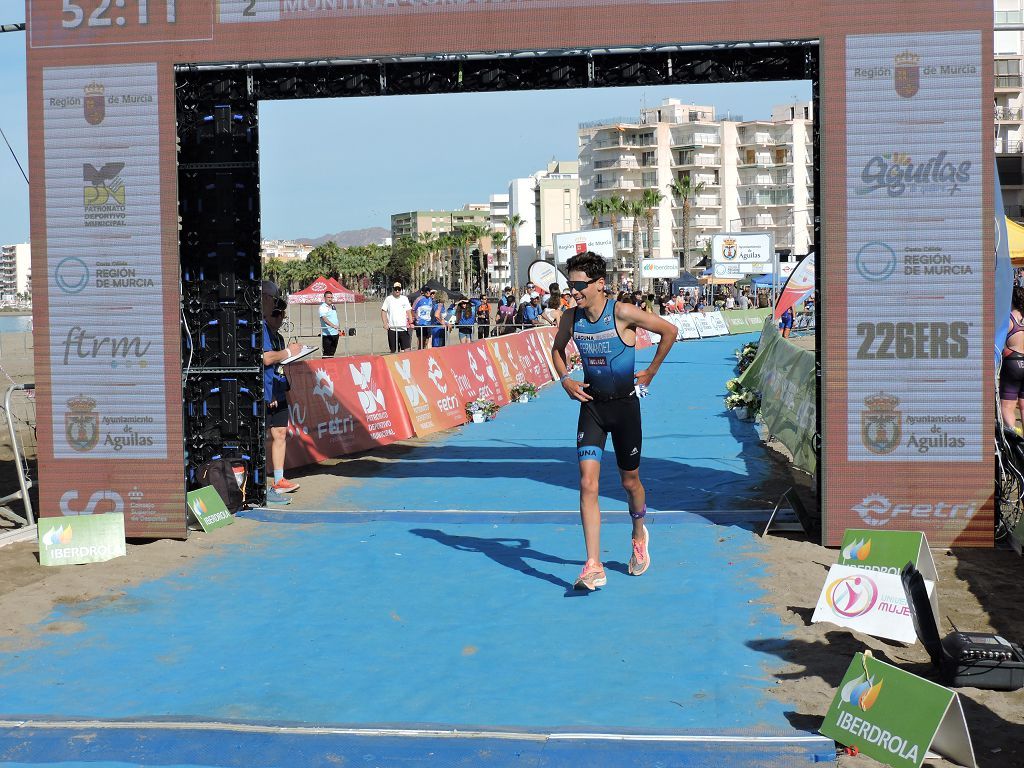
left=283, top=356, right=414, bottom=469
left=384, top=348, right=470, bottom=437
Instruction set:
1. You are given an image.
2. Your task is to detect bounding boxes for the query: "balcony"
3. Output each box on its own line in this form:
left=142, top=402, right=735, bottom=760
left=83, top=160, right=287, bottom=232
left=592, top=137, right=656, bottom=150
left=996, top=107, right=1024, bottom=122
left=594, top=157, right=640, bottom=170
left=670, top=132, right=721, bottom=148
left=737, top=133, right=776, bottom=147
left=594, top=178, right=641, bottom=191
left=996, top=75, right=1023, bottom=91
left=673, top=153, right=720, bottom=168
left=998, top=140, right=1024, bottom=154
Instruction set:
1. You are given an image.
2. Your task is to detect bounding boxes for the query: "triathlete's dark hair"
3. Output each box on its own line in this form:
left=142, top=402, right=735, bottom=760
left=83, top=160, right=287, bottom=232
left=1013, top=285, right=1024, bottom=314
left=565, top=250, right=607, bottom=280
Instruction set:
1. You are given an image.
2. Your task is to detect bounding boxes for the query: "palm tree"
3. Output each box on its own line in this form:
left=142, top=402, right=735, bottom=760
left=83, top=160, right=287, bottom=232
left=605, top=195, right=626, bottom=277
left=418, top=231, right=437, bottom=284
left=503, top=214, right=525, bottom=293
left=263, top=257, right=285, bottom=287
left=459, top=223, right=487, bottom=292
left=583, top=198, right=607, bottom=228
left=624, top=199, right=646, bottom=289
left=490, top=230, right=507, bottom=289
left=640, top=188, right=664, bottom=261
left=668, top=175, right=706, bottom=272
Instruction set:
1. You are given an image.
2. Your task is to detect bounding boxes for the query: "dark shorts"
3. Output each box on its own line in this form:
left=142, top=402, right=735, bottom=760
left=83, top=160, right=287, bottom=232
left=388, top=328, right=411, bottom=353
left=1001, top=351, right=1024, bottom=400
left=266, top=398, right=290, bottom=429
left=415, top=326, right=431, bottom=344
left=576, top=395, right=642, bottom=471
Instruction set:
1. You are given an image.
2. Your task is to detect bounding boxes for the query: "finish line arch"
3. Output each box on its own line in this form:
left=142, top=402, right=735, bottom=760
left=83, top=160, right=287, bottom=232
left=27, top=1, right=993, bottom=546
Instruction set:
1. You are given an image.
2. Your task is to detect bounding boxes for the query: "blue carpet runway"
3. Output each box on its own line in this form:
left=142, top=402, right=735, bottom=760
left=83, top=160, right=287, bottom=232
left=0, top=336, right=833, bottom=766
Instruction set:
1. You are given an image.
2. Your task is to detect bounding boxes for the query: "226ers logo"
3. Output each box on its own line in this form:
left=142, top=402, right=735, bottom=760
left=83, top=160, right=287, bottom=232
left=65, top=394, right=99, bottom=452
left=861, top=392, right=901, bottom=455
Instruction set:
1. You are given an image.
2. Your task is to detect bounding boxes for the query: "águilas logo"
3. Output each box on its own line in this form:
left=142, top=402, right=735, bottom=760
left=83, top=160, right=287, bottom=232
left=842, top=537, right=872, bottom=562
left=857, top=151, right=971, bottom=198
left=893, top=51, right=920, bottom=98
left=841, top=672, right=884, bottom=711
left=41, top=524, right=74, bottom=548
left=861, top=392, right=901, bottom=455
left=825, top=574, right=879, bottom=618
left=722, top=238, right=738, bottom=260
left=65, top=394, right=100, bottom=452
left=84, top=81, right=105, bottom=125
left=312, top=368, right=340, bottom=415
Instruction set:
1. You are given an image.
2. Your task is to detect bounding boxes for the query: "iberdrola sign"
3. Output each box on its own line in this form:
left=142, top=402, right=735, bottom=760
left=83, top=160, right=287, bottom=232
left=837, top=529, right=938, bottom=581
left=821, top=653, right=976, bottom=768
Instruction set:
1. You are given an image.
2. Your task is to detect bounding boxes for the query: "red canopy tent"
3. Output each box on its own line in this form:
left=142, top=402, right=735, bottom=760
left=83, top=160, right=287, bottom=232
left=287, top=276, right=365, bottom=304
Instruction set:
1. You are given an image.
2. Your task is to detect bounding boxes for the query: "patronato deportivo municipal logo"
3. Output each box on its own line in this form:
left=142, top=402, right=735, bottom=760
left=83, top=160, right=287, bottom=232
left=840, top=671, right=884, bottom=711
left=41, top=523, right=74, bottom=548
left=83, top=161, right=126, bottom=227
left=721, top=238, right=737, bottom=260
left=861, top=392, right=901, bottom=455
left=84, top=81, right=105, bottom=124
left=825, top=574, right=879, bottom=618
left=65, top=394, right=99, bottom=452
left=894, top=51, right=920, bottom=98
left=842, top=537, right=872, bottom=561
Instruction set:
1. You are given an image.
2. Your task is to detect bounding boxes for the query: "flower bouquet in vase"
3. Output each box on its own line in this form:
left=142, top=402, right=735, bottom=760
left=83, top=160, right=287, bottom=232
left=466, top=397, right=498, bottom=423
left=510, top=382, right=538, bottom=403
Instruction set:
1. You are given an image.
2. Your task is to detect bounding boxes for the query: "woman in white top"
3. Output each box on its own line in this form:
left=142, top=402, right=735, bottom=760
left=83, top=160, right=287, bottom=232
left=539, top=295, right=562, bottom=326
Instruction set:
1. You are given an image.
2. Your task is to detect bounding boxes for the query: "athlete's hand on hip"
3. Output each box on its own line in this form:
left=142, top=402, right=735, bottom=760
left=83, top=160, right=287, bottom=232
left=635, top=368, right=655, bottom=387
left=563, top=379, right=592, bottom=402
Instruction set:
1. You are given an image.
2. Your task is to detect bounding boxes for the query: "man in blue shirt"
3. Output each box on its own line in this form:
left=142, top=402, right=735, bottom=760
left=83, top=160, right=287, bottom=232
left=262, top=281, right=305, bottom=504
left=522, top=293, right=543, bottom=326
left=412, top=287, right=436, bottom=350
left=319, top=290, right=341, bottom=357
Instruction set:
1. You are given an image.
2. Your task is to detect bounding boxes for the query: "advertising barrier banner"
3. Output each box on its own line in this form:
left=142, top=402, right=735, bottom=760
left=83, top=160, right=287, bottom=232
left=285, top=355, right=414, bottom=464
left=38, top=512, right=127, bottom=567
left=384, top=349, right=468, bottom=437
left=740, top=320, right=817, bottom=475
left=820, top=653, right=975, bottom=768
left=812, top=564, right=927, bottom=644
left=691, top=312, right=725, bottom=338
left=724, top=308, right=773, bottom=335
left=436, top=341, right=513, bottom=408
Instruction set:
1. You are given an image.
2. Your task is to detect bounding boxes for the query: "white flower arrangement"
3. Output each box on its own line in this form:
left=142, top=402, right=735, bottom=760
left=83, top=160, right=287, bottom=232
left=466, top=397, right=498, bottom=420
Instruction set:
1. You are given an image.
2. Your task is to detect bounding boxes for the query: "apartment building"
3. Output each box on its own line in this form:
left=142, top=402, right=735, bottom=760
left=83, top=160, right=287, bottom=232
left=0, top=243, right=31, bottom=300
left=488, top=194, right=511, bottom=285
left=390, top=206, right=491, bottom=243
left=578, top=98, right=814, bottom=277
left=996, top=1, right=1024, bottom=219
left=506, top=161, right=581, bottom=285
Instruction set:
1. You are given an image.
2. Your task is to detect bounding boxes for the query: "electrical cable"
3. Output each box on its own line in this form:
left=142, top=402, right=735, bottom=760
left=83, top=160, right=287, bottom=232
left=0, top=123, right=27, bottom=185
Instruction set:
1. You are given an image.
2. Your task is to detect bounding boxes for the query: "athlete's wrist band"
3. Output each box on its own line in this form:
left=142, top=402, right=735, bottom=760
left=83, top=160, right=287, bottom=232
left=559, top=373, right=571, bottom=382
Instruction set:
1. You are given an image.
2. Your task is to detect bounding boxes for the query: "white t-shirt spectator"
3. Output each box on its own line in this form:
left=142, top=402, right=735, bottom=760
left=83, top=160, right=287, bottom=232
left=381, top=294, right=412, bottom=330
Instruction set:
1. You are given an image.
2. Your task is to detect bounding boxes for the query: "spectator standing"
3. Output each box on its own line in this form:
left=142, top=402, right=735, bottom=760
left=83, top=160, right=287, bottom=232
left=412, top=287, right=435, bottom=349
left=522, top=292, right=543, bottom=326
left=779, top=306, right=794, bottom=338
left=262, top=281, right=303, bottom=504
left=456, top=298, right=476, bottom=343
left=519, top=282, right=535, bottom=305
left=497, top=286, right=517, bottom=334
left=725, top=294, right=735, bottom=309
left=319, top=290, right=341, bottom=357
left=737, top=290, right=750, bottom=310
left=381, top=281, right=413, bottom=353
left=476, top=294, right=491, bottom=339
left=540, top=295, right=562, bottom=326
left=432, top=293, right=451, bottom=347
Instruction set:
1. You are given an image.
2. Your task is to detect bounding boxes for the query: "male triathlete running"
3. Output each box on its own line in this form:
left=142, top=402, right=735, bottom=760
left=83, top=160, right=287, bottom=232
left=551, top=251, right=678, bottom=591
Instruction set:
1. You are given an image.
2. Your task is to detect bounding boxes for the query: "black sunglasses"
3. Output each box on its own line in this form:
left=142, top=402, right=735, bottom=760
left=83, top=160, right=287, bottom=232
left=567, top=277, right=601, bottom=292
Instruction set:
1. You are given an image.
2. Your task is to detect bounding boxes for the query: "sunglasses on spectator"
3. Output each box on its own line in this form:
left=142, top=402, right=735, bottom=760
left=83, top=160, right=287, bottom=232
left=567, top=277, right=601, bottom=292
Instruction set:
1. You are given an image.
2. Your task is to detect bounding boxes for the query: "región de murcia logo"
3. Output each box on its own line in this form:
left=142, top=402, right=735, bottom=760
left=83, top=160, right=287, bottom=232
left=861, top=392, right=902, bottom=455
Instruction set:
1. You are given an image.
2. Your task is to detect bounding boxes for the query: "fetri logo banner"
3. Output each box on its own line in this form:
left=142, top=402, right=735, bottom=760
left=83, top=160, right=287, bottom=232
left=821, top=653, right=975, bottom=768
left=38, top=512, right=127, bottom=567
left=811, top=564, right=928, bottom=644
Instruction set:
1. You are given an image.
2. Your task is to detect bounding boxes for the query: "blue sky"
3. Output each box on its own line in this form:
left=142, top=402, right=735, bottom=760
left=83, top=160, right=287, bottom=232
left=0, top=19, right=808, bottom=243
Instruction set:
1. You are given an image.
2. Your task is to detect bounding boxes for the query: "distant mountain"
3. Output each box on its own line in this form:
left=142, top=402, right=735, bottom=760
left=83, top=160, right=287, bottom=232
left=294, top=227, right=391, bottom=247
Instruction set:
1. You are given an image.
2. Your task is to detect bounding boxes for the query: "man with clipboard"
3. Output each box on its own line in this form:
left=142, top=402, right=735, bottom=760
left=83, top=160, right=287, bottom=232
left=262, top=281, right=305, bottom=504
